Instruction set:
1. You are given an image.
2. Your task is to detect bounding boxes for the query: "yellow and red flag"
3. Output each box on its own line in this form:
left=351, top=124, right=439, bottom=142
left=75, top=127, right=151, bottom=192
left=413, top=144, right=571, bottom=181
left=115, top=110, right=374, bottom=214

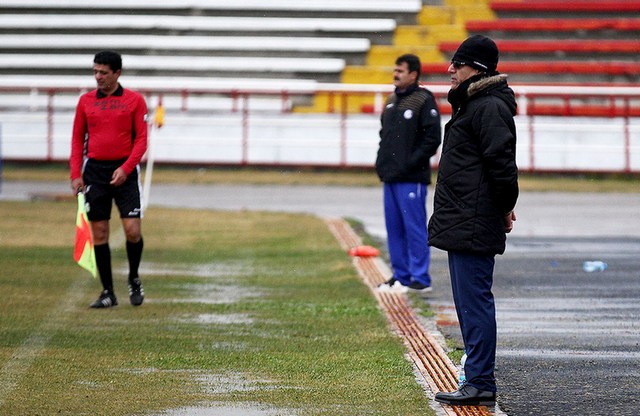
left=74, top=192, right=97, bottom=278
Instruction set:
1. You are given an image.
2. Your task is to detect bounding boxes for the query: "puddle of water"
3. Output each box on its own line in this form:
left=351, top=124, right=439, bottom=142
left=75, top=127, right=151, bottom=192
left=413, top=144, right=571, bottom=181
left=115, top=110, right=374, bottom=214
left=165, top=282, right=265, bottom=305
left=112, top=263, right=296, bottom=415
left=178, top=313, right=254, bottom=325
left=121, top=262, right=253, bottom=279
left=209, top=341, right=249, bottom=351
left=154, top=403, right=295, bottom=416
left=150, top=372, right=299, bottom=415
left=196, top=372, right=278, bottom=395
left=499, top=348, right=640, bottom=360
left=116, top=261, right=272, bottom=305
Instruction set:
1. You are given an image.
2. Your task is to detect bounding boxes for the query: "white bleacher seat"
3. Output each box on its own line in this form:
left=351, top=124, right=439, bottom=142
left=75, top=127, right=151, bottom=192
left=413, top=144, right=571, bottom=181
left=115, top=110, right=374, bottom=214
left=0, top=93, right=292, bottom=113
left=1, top=0, right=421, bottom=13
left=0, top=54, right=346, bottom=74
left=0, top=75, right=321, bottom=113
left=0, top=15, right=396, bottom=34
left=0, top=1, right=412, bottom=85
left=0, top=35, right=370, bottom=54
left=0, top=75, right=318, bottom=91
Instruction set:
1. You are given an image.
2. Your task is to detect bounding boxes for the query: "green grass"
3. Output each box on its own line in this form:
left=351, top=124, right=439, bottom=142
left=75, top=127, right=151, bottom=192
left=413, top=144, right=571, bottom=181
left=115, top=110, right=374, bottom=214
left=0, top=200, right=433, bottom=415
left=3, top=161, right=640, bottom=192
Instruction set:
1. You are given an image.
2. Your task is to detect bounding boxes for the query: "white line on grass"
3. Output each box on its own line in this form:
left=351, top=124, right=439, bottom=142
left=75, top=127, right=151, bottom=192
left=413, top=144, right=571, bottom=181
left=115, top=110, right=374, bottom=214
left=0, top=276, right=91, bottom=407
left=0, top=232, right=124, bottom=407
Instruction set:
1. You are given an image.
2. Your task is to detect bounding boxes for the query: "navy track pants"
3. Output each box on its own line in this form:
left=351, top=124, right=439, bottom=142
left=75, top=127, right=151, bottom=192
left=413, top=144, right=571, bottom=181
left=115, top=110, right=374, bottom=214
left=383, top=182, right=431, bottom=286
left=448, top=251, right=497, bottom=392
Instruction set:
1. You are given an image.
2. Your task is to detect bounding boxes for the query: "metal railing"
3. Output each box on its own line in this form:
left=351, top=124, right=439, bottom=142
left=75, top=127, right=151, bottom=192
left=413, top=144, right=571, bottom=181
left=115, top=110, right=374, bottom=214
left=0, top=83, right=639, bottom=173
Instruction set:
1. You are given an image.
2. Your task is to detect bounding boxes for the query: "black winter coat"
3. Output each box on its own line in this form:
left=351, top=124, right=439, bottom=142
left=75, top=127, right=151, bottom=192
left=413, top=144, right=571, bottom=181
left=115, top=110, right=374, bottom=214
left=375, top=85, right=442, bottom=184
left=428, top=74, right=519, bottom=255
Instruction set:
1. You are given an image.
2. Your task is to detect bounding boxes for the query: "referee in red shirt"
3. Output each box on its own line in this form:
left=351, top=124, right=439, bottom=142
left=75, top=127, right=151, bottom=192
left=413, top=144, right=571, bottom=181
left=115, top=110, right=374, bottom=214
left=70, top=51, right=148, bottom=308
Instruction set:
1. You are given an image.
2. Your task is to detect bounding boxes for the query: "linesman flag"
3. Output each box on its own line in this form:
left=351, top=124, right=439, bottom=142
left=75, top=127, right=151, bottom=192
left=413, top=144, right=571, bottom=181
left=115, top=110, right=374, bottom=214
left=74, top=191, right=97, bottom=278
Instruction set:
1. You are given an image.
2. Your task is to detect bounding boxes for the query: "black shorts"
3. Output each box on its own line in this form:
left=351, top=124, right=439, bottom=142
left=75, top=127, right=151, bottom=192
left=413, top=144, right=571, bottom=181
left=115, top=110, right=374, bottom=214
left=83, top=159, right=143, bottom=221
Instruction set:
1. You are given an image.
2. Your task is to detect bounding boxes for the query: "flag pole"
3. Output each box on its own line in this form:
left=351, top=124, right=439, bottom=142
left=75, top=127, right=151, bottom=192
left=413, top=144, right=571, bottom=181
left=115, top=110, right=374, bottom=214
left=142, top=95, right=164, bottom=211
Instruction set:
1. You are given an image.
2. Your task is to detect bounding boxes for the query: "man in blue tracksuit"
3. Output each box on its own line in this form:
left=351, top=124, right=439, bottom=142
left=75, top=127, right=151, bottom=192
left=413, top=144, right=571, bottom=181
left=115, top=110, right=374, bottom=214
left=375, top=54, right=442, bottom=293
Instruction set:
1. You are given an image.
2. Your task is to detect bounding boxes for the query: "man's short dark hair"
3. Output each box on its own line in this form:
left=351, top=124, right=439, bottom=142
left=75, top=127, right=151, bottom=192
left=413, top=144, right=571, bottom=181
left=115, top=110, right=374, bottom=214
left=94, top=50, right=122, bottom=72
left=396, top=54, right=421, bottom=79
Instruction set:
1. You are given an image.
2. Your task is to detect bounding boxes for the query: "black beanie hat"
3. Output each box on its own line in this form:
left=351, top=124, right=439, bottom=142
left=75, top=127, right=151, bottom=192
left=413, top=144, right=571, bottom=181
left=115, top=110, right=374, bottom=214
left=451, top=35, right=499, bottom=72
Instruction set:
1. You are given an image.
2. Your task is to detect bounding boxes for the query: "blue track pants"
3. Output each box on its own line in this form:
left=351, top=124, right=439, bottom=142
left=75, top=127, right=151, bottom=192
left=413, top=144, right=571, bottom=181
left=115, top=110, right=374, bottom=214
left=448, top=251, right=497, bottom=392
left=383, top=182, right=431, bottom=286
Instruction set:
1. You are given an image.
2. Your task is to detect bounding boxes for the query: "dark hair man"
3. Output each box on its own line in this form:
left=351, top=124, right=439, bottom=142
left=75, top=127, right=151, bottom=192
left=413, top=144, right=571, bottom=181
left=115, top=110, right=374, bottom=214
left=375, top=54, right=442, bottom=294
left=70, top=50, right=148, bottom=308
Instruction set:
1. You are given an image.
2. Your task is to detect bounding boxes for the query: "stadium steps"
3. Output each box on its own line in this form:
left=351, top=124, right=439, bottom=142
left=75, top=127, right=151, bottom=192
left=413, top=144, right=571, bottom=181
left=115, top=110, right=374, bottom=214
left=0, top=0, right=418, bottom=84
left=466, top=17, right=640, bottom=40
left=0, top=34, right=372, bottom=65
left=490, top=0, right=640, bottom=18
left=0, top=0, right=423, bottom=22
left=315, top=0, right=640, bottom=113
left=4, top=0, right=637, bottom=115
left=0, top=0, right=419, bottom=112
left=447, top=1, right=640, bottom=85
left=422, top=61, right=640, bottom=85
left=439, top=39, right=640, bottom=61
left=297, top=0, right=489, bottom=113
left=0, top=14, right=398, bottom=44
left=0, top=54, right=347, bottom=82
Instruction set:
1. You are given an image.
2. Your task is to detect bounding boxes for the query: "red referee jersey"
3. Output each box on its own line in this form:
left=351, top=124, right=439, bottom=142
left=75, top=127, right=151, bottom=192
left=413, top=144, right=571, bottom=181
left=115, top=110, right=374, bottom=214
left=70, top=85, right=148, bottom=180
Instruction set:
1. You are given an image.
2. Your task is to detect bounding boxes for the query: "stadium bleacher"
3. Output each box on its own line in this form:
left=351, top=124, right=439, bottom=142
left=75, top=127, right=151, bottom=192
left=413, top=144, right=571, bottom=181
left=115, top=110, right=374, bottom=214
left=0, top=54, right=347, bottom=81
left=0, top=0, right=426, bottom=115
left=0, top=14, right=397, bottom=40
left=465, top=18, right=640, bottom=40
left=0, top=0, right=422, bottom=20
left=419, top=0, right=640, bottom=86
left=0, top=0, right=419, bottom=85
left=1, top=0, right=639, bottom=171
left=490, top=0, right=640, bottom=17
left=440, top=39, right=640, bottom=60
left=1, top=0, right=639, bottom=113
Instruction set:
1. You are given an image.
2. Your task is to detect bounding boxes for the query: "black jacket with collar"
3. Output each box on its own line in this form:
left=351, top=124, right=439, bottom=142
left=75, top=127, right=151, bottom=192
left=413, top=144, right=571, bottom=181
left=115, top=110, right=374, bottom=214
left=375, top=85, right=442, bottom=184
left=428, top=73, right=519, bottom=255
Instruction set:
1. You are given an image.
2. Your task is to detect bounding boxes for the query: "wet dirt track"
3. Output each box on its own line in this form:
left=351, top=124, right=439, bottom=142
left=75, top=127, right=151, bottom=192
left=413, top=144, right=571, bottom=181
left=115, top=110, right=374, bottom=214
left=428, top=237, right=640, bottom=416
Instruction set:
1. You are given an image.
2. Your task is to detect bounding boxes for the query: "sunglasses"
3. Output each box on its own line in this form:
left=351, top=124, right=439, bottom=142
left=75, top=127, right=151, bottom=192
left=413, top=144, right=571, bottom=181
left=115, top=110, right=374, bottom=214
left=451, top=61, right=466, bottom=69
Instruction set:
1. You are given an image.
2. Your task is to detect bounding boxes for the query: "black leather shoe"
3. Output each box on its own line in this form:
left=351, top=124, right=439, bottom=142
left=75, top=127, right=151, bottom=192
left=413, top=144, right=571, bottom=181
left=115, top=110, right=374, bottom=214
left=435, top=384, right=496, bottom=406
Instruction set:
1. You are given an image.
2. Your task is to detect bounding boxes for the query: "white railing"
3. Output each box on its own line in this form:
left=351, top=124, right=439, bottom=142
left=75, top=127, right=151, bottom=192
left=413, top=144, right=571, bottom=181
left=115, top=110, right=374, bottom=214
left=1, top=83, right=639, bottom=173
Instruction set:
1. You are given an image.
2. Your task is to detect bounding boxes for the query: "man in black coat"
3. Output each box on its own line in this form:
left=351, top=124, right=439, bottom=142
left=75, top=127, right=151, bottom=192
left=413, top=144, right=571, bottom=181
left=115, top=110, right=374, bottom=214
left=429, top=35, right=519, bottom=407
left=375, top=54, right=442, bottom=294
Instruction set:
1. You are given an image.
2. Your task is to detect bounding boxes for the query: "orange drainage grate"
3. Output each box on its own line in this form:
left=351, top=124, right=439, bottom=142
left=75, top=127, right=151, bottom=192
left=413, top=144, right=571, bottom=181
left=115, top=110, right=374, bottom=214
left=326, top=218, right=494, bottom=416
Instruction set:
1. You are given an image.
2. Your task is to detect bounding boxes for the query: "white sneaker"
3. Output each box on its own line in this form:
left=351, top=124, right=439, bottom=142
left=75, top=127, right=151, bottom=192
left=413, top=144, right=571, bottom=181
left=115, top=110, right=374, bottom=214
left=376, top=278, right=408, bottom=293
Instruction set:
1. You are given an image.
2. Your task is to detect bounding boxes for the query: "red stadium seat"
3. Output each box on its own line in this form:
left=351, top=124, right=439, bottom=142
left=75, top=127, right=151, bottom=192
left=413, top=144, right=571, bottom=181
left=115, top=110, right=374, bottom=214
left=490, top=0, right=640, bottom=13
left=422, top=61, right=640, bottom=76
left=439, top=40, right=640, bottom=55
left=463, top=2, right=640, bottom=84
left=466, top=18, right=640, bottom=32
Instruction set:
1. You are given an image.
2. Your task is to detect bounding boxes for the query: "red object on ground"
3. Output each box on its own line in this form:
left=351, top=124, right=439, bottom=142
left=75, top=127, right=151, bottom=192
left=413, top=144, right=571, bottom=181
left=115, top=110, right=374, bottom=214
left=348, top=245, right=380, bottom=257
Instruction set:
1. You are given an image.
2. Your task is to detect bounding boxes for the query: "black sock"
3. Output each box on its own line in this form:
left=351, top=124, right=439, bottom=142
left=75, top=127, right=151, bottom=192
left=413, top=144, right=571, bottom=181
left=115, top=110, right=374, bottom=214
left=126, top=237, right=144, bottom=282
left=94, top=243, right=113, bottom=293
